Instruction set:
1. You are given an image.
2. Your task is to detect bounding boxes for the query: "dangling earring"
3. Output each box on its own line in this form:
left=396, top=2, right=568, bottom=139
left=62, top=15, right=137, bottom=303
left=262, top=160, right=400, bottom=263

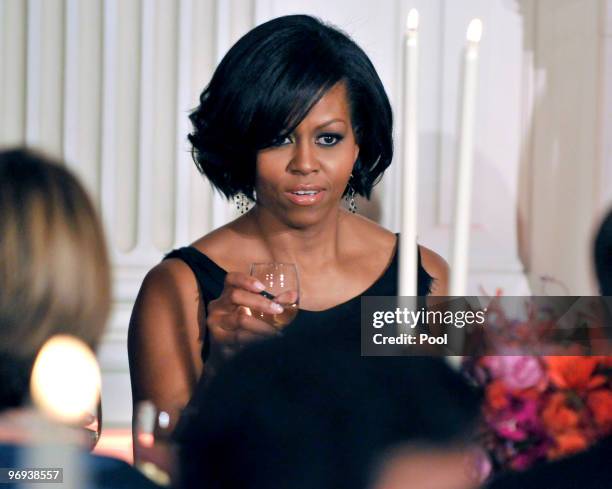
left=234, top=193, right=251, bottom=214
left=344, top=177, right=357, bottom=214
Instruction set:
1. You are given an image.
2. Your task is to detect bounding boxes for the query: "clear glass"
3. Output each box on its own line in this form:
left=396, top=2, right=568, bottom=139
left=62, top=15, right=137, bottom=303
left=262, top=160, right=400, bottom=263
left=249, top=263, right=300, bottom=329
left=133, top=400, right=181, bottom=487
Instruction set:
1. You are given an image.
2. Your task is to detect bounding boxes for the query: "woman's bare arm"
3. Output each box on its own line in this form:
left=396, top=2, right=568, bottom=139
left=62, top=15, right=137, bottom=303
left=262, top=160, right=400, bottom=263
left=128, top=259, right=204, bottom=421
left=419, top=246, right=450, bottom=296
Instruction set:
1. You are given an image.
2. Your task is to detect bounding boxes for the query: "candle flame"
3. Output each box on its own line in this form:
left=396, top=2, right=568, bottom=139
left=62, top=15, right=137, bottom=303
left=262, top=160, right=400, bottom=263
left=406, top=9, right=419, bottom=31
left=466, top=18, right=483, bottom=43
left=30, top=335, right=101, bottom=424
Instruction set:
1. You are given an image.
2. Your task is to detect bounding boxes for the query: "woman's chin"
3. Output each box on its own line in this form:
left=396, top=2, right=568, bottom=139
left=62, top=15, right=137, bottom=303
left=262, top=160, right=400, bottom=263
left=280, top=206, right=339, bottom=229
left=254, top=198, right=343, bottom=229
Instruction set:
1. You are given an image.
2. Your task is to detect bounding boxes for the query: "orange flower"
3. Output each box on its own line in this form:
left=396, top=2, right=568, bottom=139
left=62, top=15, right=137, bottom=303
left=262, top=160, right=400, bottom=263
left=542, top=392, right=580, bottom=434
left=545, top=356, right=606, bottom=391
left=548, top=430, right=589, bottom=460
left=486, top=380, right=509, bottom=410
left=586, top=389, right=612, bottom=432
left=595, top=356, right=612, bottom=368
left=519, top=387, right=541, bottom=401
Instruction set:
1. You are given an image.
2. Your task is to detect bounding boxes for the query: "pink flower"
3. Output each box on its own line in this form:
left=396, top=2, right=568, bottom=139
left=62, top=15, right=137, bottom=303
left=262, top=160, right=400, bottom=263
left=485, top=356, right=546, bottom=391
left=489, top=398, right=540, bottom=441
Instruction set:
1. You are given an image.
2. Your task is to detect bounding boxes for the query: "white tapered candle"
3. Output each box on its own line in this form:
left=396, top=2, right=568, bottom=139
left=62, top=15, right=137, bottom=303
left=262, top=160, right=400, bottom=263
left=399, top=8, right=419, bottom=297
left=449, top=18, right=483, bottom=296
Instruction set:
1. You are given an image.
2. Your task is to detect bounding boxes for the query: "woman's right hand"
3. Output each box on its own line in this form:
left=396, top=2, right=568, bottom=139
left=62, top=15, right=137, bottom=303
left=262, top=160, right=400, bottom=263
left=206, top=272, right=283, bottom=356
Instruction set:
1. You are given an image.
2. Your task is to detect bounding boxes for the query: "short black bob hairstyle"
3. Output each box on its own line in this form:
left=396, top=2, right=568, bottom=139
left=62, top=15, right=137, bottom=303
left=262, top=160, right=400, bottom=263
left=188, top=14, right=393, bottom=201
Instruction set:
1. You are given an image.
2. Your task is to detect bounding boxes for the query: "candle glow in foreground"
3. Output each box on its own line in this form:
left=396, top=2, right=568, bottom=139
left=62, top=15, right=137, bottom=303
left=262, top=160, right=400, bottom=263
left=30, top=335, right=101, bottom=424
left=449, top=18, right=483, bottom=297
left=399, top=7, right=419, bottom=297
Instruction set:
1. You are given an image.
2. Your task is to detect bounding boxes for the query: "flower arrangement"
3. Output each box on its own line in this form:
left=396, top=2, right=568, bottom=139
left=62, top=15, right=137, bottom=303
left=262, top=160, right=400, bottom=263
left=462, top=296, right=612, bottom=474
left=466, top=355, right=612, bottom=472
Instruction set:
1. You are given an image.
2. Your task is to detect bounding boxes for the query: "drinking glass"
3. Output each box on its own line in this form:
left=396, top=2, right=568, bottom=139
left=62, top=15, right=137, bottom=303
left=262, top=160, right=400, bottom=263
left=133, top=401, right=181, bottom=487
left=249, top=263, right=300, bottom=329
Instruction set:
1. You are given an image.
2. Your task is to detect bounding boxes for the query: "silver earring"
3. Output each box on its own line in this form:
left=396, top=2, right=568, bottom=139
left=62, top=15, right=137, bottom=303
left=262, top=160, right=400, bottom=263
left=234, top=193, right=251, bottom=214
left=345, top=183, right=357, bottom=213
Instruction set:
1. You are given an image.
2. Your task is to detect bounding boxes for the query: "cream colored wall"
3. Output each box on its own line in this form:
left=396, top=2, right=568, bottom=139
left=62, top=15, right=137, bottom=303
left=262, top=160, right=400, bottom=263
left=520, top=0, right=609, bottom=295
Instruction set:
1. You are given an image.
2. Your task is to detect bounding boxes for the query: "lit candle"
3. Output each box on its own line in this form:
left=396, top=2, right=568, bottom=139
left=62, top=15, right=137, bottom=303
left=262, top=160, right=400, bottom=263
left=449, top=18, right=483, bottom=296
left=30, top=335, right=101, bottom=424
left=399, top=8, right=419, bottom=297
left=26, top=335, right=101, bottom=489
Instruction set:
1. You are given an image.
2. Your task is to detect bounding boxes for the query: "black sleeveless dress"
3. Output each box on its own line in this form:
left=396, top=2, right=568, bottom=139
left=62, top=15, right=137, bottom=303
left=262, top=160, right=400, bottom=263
left=164, top=234, right=433, bottom=362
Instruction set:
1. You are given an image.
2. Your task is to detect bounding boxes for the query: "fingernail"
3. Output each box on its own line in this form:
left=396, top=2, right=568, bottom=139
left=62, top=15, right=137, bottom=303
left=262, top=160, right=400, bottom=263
left=253, top=281, right=265, bottom=291
left=271, top=302, right=284, bottom=313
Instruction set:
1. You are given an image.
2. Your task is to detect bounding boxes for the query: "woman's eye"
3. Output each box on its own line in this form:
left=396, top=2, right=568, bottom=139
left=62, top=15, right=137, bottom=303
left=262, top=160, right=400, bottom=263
left=317, top=134, right=343, bottom=146
left=270, top=135, right=292, bottom=147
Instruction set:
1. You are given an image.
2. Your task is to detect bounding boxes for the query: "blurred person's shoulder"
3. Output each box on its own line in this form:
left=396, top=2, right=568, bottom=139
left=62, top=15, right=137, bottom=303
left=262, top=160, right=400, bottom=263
left=0, top=443, right=161, bottom=489
left=86, top=453, right=163, bottom=488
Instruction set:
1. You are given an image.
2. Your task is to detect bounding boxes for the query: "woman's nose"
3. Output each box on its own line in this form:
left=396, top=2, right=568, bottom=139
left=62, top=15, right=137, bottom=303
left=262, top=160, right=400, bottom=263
left=288, top=139, right=320, bottom=175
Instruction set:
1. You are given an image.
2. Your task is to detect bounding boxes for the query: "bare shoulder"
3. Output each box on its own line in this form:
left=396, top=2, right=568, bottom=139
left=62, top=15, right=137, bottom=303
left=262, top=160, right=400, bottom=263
left=191, top=222, right=234, bottom=251
left=138, top=258, right=199, bottom=305
left=190, top=217, right=256, bottom=270
left=128, top=256, right=204, bottom=405
left=129, top=258, right=201, bottom=347
left=419, top=246, right=449, bottom=296
left=343, top=212, right=397, bottom=251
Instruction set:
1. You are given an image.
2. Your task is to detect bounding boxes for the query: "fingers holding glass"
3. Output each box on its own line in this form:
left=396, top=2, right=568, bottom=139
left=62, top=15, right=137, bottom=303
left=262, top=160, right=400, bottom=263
left=249, top=263, right=300, bottom=329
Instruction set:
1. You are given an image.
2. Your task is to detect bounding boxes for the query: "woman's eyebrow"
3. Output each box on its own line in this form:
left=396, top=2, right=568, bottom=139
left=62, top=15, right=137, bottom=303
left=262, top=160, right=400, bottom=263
left=314, top=118, right=347, bottom=129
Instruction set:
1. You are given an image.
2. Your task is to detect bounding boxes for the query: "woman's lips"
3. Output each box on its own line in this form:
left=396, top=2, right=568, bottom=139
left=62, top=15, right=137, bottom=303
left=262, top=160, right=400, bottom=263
left=284, top=189, right=326, bottom=206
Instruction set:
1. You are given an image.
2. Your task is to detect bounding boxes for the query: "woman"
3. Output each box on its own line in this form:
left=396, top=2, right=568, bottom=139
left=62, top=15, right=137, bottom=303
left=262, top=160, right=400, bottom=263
left=128, top=15, right=448, bottom=418
left=0, top=149, right=158, bottom=488
left=0, top=149, right=110, bottom=410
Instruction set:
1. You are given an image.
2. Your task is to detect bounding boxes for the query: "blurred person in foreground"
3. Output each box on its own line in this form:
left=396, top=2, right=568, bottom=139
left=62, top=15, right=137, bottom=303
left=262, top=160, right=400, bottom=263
left=0, top=149, right=159, bottom=488
left=485, top=209, right=612, bottom=489
left=175, top=320, right=483, bottom=489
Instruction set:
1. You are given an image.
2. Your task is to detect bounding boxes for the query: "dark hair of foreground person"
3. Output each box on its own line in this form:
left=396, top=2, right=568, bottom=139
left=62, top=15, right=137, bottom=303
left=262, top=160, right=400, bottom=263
left=175, top=323, right=481, bottom=489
